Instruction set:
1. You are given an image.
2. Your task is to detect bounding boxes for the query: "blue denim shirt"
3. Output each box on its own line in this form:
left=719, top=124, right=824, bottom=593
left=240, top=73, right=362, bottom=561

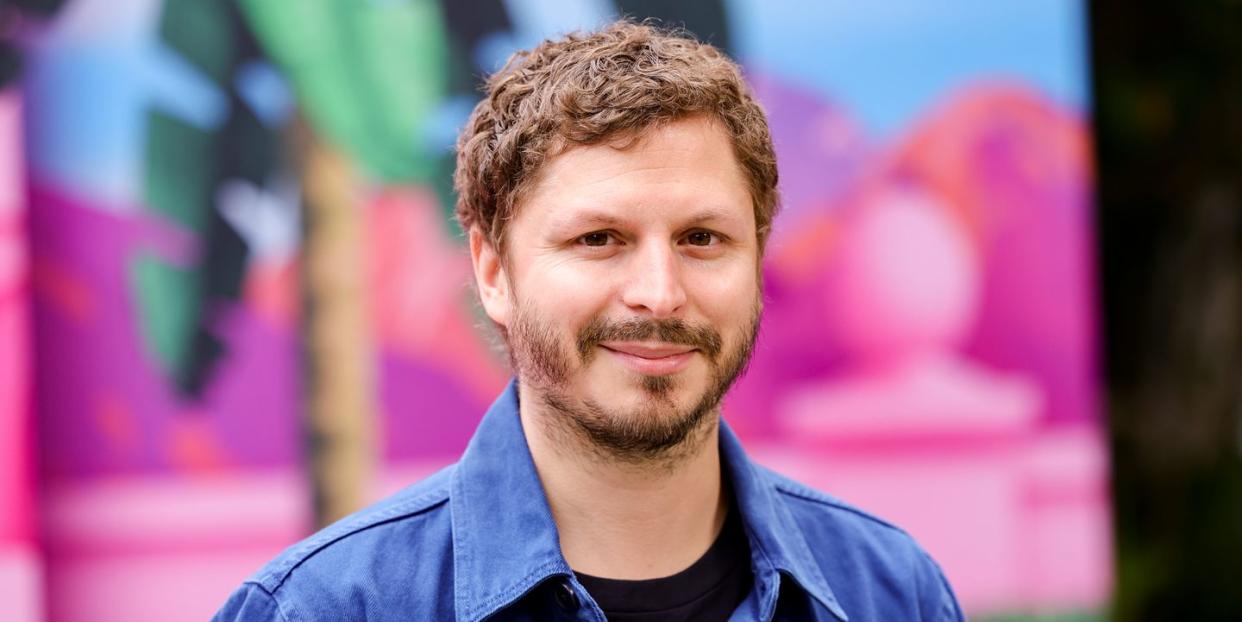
left=214, top=380, right=964, bottom=621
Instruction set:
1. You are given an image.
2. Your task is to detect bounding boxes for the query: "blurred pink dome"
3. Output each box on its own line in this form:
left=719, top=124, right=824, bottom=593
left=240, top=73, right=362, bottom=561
left=823, top=188, right=980, bottom=366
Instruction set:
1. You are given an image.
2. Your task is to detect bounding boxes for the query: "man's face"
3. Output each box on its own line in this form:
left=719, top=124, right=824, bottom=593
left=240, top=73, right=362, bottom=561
left=471, top=116, right=762, bottom=460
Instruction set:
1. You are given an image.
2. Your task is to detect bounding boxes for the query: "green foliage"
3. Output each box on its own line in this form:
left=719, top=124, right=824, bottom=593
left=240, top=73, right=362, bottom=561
left=238, top=0, right=450, bottom=183
left=978, top=611, right=1106, bottom=622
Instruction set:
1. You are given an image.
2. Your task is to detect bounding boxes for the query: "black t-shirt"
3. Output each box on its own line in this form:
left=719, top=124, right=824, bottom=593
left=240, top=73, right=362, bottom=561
left=574, top=505, right=753, bottom=621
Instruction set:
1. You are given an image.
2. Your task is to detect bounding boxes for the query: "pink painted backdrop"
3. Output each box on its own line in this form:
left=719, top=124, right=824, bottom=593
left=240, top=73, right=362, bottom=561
left=13, top=1, right=1108, bottom=619
left=0, top=91, right=42, bottom=622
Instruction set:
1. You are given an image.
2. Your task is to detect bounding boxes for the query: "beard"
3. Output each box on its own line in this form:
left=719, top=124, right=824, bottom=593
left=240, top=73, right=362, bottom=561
left=505, top=298, right=762, bottom=464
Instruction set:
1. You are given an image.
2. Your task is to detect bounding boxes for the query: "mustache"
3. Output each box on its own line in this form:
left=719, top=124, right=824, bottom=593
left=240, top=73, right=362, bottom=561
left=576, top=316, right=723, bottom=362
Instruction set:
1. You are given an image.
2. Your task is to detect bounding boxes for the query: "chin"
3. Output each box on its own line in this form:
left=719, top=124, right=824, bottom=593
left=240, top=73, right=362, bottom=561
left=626, top=372, right=708, bottom=410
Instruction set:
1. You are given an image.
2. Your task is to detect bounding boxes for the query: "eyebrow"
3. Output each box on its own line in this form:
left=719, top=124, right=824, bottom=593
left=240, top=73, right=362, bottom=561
left=549, top=211, right=624, bottom=232
left=549, top=208, right=740, bottom=233
left=682, top=208, right=739, bottom=227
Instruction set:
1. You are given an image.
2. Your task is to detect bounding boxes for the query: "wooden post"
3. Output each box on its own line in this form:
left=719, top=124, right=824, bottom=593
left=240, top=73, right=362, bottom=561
left=298, top=123, right=377, bottom=528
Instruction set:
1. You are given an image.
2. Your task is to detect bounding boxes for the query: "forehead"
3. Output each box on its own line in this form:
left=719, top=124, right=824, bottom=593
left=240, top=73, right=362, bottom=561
left=513, top=116, right=754, bottom=230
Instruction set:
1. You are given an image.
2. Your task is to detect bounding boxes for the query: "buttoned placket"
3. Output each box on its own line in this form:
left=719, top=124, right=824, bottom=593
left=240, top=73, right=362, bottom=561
left=550, top=576, right=606, bottom=622
left=450, top=380, right=847, bottom=621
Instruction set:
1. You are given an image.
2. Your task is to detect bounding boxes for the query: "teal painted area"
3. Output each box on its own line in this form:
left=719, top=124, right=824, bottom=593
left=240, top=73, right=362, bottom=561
left=130, top=253, right=201, bottom=381
left=144, top=110, right=212, bottom=233
left=158, top=0, right=238, bottom=86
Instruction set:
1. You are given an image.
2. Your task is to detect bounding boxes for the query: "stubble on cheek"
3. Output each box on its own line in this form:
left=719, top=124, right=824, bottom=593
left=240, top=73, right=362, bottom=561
left=507, top=303, right=573, bottom=389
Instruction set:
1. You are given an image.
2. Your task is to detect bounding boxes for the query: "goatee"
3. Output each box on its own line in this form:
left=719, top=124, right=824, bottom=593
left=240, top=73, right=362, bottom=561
left=506, top=300, right=761, bottom=465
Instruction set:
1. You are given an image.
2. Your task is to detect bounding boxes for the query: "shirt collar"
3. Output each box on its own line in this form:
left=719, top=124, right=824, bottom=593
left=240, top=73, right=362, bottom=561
left=450, top=380, right=571, bottom=622
left=719, top=422, right=849, bottom=621
left=450, top=379, right=848, bottom=622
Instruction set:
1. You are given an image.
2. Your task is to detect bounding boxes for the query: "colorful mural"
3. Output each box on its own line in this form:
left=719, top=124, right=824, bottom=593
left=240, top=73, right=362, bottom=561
left=9, top=0, right=1107, bottom=620
left=3, top=2, right=56, bottom=617
left=1, top=89, right=42, bottom=622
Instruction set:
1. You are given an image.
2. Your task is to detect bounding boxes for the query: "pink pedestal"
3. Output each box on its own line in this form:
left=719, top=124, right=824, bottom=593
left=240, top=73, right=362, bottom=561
left=38, top=461, right=462, bottom=622
left=752, top=424, right=1112, bottom=616
left=0, top=545, right=43, bottom=622
left=42, top=471, right=310, bottom=622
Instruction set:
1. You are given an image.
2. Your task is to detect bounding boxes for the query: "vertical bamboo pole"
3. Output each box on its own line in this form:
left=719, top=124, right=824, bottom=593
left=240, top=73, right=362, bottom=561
left=297, top=122, right=376, bottom=528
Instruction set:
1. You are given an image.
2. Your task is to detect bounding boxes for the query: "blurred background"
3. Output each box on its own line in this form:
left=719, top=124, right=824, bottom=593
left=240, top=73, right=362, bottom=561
left=0, top=0, right=1236, bottom=620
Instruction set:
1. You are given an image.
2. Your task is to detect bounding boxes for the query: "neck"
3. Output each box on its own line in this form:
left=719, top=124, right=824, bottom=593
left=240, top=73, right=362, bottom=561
left=518, top=382, right=729, bottom=580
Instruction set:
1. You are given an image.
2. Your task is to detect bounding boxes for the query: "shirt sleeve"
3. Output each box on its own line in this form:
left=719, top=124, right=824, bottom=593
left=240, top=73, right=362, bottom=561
left=919, top=552, right=965, bottom=622
left=935, top=568, right=965, bottom=621
left=212, top=582, right=291, bottom=622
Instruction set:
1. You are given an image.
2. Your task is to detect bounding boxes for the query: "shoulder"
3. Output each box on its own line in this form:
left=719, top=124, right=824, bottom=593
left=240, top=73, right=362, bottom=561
left=215, top=465, right=458, bottom=622
left=760, top=465, right=917, bottom=552
left=253, top=464, right=456, bottom=592
left=755, top=466, right=964, bottom=621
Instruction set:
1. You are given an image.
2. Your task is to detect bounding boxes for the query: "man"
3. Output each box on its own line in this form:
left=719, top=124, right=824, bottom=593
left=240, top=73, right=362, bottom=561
left=215, top=21, right=963, bottom=621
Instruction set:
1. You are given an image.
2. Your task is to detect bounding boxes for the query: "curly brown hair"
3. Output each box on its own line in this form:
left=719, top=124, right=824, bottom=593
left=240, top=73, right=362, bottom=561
left=453, top=20, right=779, bottom=257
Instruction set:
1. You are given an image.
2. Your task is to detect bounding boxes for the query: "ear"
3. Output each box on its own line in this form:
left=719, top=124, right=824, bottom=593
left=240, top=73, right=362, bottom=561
left=469, top=227, right=512, bottom=328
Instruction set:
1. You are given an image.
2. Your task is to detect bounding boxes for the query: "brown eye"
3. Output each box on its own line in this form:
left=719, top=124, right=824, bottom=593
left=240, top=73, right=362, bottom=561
left=580, top=232, right=611, bottom=246
left=686, top=231, right=716, bottom=246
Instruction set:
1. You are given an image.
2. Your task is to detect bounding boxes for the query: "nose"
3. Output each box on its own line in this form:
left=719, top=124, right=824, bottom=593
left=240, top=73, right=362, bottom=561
left=620, top=241, right=687, bottom=318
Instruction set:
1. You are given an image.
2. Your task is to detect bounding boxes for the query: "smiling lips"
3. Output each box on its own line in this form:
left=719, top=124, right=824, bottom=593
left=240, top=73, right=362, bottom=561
left=599, top=341, right=697, bottom=375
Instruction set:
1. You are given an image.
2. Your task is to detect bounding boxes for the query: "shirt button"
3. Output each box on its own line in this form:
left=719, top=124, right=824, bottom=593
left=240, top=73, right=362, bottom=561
left=553, top=580, right=580, bottom=612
